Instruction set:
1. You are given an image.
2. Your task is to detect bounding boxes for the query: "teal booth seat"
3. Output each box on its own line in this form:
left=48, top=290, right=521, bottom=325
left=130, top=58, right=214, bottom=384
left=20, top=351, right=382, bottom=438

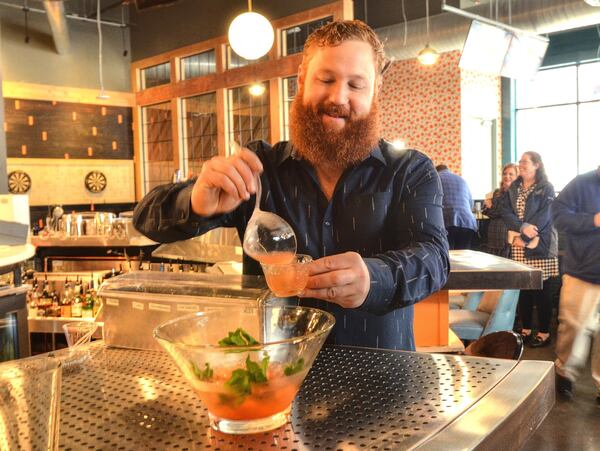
left=449, top=290, right=520, bottom=341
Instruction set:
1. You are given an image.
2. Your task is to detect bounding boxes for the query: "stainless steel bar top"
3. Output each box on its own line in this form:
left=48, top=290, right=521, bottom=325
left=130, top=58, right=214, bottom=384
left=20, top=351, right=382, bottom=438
left=30, top=235, right=157, bottom=248
left=446, top=250, right=543, bottom=290
left=48, top=341, right=553, bottom=450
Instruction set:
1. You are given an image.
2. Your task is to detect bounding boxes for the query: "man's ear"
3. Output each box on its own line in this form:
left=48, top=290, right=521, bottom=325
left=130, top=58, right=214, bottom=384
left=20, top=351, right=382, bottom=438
left=297, top=63, right=305, bottom=87
left=376, top=76, right=383, bottom=94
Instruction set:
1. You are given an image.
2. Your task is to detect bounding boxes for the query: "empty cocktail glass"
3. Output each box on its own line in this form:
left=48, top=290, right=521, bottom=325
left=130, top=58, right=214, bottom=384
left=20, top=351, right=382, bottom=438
left=63, top=321, right=98, bottom=348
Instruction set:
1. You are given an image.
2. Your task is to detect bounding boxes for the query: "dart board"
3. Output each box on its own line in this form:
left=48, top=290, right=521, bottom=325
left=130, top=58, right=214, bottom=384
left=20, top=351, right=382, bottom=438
left=85, top=171, right=107, bottom=193
left=8, top=170, right=32, bottom=194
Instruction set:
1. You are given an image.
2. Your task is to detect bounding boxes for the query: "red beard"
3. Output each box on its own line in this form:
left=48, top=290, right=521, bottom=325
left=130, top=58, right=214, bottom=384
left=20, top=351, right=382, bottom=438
left=289, top=87, right=380, bottom=170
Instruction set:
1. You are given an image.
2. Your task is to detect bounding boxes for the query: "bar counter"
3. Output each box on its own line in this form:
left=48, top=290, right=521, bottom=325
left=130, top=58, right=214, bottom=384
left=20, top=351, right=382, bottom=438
left=44, top=340, right=554, bottom=449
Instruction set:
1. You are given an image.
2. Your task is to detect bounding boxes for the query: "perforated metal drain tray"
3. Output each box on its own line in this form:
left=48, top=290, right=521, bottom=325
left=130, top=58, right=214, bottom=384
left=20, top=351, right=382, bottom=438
left=54, top=342, right=553, bottom=450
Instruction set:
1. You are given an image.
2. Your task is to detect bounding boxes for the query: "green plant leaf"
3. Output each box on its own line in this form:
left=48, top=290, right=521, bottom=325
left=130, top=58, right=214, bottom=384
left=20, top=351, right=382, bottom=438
left=246, top=354, right=270, bottom=384
left=218, top=328, right=260, bottom=347
left=191, top=361, right=213, bottom=381
left=284, top=358, right=305, bottom=376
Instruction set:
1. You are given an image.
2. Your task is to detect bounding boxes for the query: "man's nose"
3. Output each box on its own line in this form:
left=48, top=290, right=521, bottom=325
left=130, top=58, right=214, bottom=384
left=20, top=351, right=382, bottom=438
left=328, top=82, right=349, bottom=105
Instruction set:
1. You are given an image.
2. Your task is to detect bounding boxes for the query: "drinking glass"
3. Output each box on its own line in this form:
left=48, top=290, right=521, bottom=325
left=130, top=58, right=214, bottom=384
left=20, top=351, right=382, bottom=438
left=260, top=254, right=312, bottom=297
left=0, top=355, right=62, bottom=450
left=63, top=321, right=98, bottom=348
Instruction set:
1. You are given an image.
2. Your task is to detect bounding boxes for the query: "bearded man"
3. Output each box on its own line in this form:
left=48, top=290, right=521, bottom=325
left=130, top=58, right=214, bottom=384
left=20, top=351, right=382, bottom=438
left=133, top=20, right=449, bottom=351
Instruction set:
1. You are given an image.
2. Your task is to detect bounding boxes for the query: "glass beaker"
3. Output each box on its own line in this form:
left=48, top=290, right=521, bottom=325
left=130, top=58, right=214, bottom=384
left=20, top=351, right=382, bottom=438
left=62, top=321, right=98, bottom=348
left=0, top=355, right=62, bottom=450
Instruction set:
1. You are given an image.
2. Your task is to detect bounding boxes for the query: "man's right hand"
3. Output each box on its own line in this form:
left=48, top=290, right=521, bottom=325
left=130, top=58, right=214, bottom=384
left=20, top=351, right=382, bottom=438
left=190, top=148, right=263, bottom=217
left=594, top=212, right=600, bottom=228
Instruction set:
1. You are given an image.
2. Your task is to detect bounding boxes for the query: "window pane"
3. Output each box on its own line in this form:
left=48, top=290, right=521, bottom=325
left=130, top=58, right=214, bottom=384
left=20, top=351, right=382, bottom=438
left=181, top=93, right=217, bottom=176
left=227, top=45, right=268, bottom=69
left=516, top=66, right=576, bottom=109
left=516, top=105, right=577, bottom=191
left=281, top=76, right=297, bottom=140
left=141, top=62, right=170, bottom=89
left=578, top=61, right=600, bottom=102
left=282, top=16, right=333, bottom=56
left=227, top=83, right=270, bottom=150
left=181, top=50, right=216, bottom=80
left=141, top=102, right=173, bottom=193
left=579, top=101, right=600, bottom=173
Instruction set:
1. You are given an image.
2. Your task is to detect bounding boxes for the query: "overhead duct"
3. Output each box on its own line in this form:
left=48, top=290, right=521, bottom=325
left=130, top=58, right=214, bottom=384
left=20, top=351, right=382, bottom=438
left=377, top=0, right=600, bottom=61
left=43, top=0, right=70, bottom=55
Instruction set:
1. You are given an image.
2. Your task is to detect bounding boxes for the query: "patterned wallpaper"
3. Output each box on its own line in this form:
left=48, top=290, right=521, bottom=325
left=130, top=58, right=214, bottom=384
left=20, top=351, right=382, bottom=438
left=379, top=51, right=463, bottom=173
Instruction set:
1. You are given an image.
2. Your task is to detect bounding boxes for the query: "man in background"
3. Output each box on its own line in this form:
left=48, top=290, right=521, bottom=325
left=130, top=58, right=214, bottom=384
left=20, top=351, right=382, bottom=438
left=436, top=164, right=478, bottom=249
left=552, top=167, right=600, bottom=402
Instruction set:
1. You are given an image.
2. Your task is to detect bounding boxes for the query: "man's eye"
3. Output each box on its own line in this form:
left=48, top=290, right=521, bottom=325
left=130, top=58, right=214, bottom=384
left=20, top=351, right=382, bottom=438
left=318, top=78, right=334, bottom=84
left=349, top=83, right=364, bottom=90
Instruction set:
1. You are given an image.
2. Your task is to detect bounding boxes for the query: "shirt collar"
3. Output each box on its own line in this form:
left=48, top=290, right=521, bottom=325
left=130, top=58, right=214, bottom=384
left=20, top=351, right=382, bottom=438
left=277, top=140, right=387, bottom=167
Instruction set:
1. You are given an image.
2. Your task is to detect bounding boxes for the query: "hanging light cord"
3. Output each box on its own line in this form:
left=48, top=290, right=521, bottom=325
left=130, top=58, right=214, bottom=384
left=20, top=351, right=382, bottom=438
left=121, top=2, right=128, bottom=57
left=248, top=0, right=252, bottom=12
left=425, top=0, right=430, bottom=41
left=97, top=0, right=105, bottom=95
left=401, top=0, right=407, bottom=46
left=508, top=0, right=512, bottom=26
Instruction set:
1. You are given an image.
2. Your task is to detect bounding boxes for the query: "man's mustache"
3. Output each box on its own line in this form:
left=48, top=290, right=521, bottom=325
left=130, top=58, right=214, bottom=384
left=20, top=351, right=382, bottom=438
left=316, top=103, right=351, bottom=119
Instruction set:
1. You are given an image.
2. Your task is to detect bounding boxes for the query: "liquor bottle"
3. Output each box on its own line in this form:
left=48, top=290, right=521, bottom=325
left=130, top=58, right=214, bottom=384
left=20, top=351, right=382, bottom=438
left=71, top=279, right=83, bottom=318
left=90, top=278, right=102, bottom=316
left=60, top=292, right=72, bottom=318
left=81, top=284, right=94, bottom=319
left=38, top=276, right=52, bottom=316
left=48, top=290, right=61, bottom=317
left=28, top=278, right=40, bottom=317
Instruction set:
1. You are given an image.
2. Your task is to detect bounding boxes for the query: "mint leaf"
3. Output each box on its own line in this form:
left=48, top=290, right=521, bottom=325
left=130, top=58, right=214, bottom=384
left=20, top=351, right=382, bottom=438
left=218, top=328, right=260, bottom=347
left=246, top=354, right=269, bottom=384
left=226, top=368, right=252, bottom=397
left=191, top=361, right=213, bottom=381
left=284, top=358, right=305, bottom=376
left=221, top=353, right=270, bottom=406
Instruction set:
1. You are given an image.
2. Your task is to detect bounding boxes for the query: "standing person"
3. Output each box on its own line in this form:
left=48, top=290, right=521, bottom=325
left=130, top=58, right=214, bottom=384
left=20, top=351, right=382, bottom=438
left=552, top=167, right=600, bottom=402
left=501, top=151, right=558, bottom=347
left=481, top=163, right=519, bottom=257
left=435, top=165, right=478, bottom=250
left=133, top=20, right=450, bottom=351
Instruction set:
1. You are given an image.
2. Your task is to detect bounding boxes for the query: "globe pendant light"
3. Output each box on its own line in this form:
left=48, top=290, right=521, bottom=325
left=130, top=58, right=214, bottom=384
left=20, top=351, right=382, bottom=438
left=228, top=0, right=274, bottom=60
left=248, top=82, right=266, bottom=96
left=417, top=0, right=440, bottom=66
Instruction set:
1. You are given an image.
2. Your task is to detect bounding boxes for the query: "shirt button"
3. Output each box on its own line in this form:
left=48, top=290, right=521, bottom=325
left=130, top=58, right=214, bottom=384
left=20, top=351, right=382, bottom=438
left=324, top=221, right=331, bottom=227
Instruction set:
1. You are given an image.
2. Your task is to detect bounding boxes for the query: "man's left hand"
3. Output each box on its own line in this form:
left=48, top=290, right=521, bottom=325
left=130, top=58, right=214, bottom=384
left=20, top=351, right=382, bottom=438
left=299, top=252, right=370, bottom=309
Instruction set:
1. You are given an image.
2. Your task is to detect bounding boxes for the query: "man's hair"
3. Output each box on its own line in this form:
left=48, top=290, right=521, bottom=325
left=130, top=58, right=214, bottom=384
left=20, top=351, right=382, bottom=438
left=435, top=164, right=449, bottom=172
left=302, top=20, right=387, bottom=76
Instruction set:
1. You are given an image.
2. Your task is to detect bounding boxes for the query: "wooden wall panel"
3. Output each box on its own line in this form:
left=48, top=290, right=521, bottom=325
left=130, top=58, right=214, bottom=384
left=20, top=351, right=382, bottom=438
left=5, top=98, right=133, bottom=160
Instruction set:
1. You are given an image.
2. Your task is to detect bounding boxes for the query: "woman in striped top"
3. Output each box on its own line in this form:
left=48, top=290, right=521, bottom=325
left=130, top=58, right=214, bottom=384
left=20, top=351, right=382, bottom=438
left=501, top=152, right=559, bottom=347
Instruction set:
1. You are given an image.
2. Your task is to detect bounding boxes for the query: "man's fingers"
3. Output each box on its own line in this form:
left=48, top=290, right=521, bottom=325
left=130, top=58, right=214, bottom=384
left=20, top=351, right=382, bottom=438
left=210, top=158, right=250, bottom=200
left=201, top=170, right=241, bottom=200
left=305, top=269, right=355, bottom=289
left=308, top=254, right=353, bottom=276
left=300, top=284, right=355, bottom=302
left=238, top=148, right=263, bottom=173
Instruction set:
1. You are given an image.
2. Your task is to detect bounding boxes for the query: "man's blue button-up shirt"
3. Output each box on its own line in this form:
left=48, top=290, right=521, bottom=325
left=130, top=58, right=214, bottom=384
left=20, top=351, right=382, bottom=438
left=134, top=140, right=450, bottom=350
